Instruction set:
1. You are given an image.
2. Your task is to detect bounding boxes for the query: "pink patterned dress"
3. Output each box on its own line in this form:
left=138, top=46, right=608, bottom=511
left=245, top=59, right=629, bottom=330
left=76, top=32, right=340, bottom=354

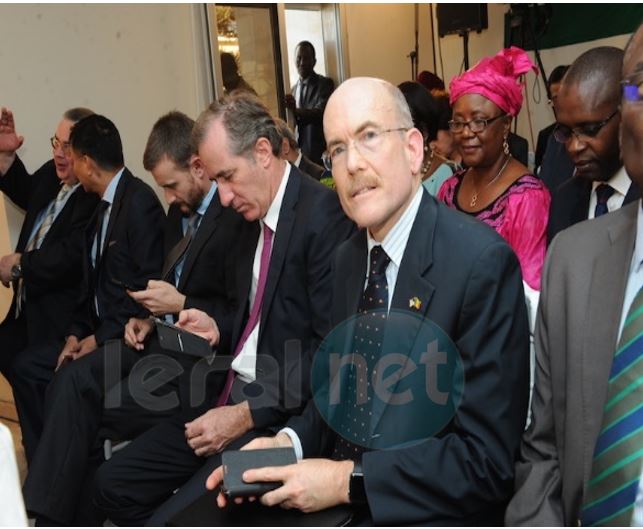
left=437, top=171, right=551, bottom=290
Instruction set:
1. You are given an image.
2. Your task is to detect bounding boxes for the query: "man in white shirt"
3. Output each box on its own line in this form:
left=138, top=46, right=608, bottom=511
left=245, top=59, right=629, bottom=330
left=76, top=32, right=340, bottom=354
left=506, top=23, right=643, bottom=526
left=92, top=93, right=354, bottom=525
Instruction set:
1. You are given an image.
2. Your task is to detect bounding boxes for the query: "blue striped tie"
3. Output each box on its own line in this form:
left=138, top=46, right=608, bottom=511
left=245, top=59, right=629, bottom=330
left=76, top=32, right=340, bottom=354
left=581, top=285, right=643, bottom=526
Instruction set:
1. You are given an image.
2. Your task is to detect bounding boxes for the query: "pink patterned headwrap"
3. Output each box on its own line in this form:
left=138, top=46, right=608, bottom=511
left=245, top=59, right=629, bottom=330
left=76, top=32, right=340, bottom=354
left=449, top=47, right=538, bottom=117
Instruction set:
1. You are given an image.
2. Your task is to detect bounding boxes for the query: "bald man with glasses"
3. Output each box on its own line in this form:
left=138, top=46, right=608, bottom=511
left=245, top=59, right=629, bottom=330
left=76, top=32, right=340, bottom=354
left=547, top=46, right=640, bottom=243
left=0, top=107, right=99, bottom=463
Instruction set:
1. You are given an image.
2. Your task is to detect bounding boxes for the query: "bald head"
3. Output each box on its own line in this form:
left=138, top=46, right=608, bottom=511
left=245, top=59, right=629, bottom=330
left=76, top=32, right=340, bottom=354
left=324, top=78, right=413, bottom=141
left=561, top=46, right=624, bottom=107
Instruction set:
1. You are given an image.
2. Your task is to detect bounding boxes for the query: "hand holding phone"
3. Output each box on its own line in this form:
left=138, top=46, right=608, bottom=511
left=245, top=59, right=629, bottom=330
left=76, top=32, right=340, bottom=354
left=221, top=448, right=297, bottom=499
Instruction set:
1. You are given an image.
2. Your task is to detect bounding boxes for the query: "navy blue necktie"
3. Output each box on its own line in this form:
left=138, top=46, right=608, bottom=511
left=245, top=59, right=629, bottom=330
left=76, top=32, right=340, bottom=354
left=594, top=184, right=615, bottom=218
left=332, top=245, right=390, bottom=461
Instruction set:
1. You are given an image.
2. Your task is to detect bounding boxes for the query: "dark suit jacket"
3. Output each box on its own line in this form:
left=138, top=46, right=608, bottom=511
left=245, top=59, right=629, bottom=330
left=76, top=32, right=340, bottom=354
left=225, top=166, right=355, bottom=430
left=292, top=72, right=335, bottom=165
left=539, top=133, right=574, bottom=194
left=0, top=157, right=98, bottom=345
left=506, top=201, right=639, bottom=526
left=509, top=132, right=529, bottom=167
left=287, top=191, right=530, bottom=525
left=297, top=155, right=324, bottom=181
left=535, top=122, right=556, bottom=173
left=547, top=171, right=640, bottom=243
left=163, top=194, right=243, bottom=353
left=68, top=169, right=165, bottom=345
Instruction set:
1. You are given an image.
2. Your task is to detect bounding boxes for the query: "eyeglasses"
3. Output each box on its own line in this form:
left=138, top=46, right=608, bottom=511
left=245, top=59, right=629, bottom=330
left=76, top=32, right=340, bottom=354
left=50, top=136, right=71, bottom=153
left=553, top=110, right=618, bottom=144
left=621, top=74, right=643, bottom=103
left=322, top=127, right=408, bottom=171
left=447, top=114, right=507, bottom=134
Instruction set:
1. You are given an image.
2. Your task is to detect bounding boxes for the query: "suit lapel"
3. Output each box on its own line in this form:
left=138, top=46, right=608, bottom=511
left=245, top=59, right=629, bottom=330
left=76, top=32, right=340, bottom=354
left=177, top=192, right=223, bottom=291
left=258, top=170, right=301, bottom=341
left=370, top=193, right=436, bottom=437
left=98, top=169, right=129, bottom=268
left=624, top=181, right=641, bottom=205
left=580, top=204, right=637, bottom=491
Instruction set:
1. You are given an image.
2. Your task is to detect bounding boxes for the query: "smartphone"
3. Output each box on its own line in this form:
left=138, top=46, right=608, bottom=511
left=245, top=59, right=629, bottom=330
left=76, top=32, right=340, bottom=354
left=153, top=317, right=214, bottom=359
left=111, top=276, right=148, bottom=291
left=221, top=448, right=297, bottom=499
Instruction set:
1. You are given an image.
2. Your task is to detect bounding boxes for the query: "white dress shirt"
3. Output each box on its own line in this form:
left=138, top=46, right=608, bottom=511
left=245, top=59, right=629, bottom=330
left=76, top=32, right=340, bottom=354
left=587, top=166, right=631, bottom=219
left=231, top=163, right=291, bottom=383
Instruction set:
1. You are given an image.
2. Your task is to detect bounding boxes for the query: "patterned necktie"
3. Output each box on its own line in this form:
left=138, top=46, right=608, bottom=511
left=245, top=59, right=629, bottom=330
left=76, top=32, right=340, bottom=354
left=581, top=285, right=643, bottom=526
left=161, top=213, right=201, bottom=283
left=595, top=184, right=616, bottom=218
left=332, top=245, right=390, bottom=461
left=217, top=224, right=274, bottom=407
left=15, top=184, right=73, bottom=316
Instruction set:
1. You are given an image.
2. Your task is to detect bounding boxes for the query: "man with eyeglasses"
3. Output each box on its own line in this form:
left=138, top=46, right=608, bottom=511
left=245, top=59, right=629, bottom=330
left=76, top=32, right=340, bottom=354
left=198, top=78, right=530, bottom=526
left=507, top=23, right=643, bottom=526
left=547, top=46, right=640, bottom=243
left=0, top=107, right=99, bottom=463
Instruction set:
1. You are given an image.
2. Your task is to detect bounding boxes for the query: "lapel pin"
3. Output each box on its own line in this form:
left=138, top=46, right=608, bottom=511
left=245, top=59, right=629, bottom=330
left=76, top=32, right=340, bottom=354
left=409, top=297, right=422, bottom=310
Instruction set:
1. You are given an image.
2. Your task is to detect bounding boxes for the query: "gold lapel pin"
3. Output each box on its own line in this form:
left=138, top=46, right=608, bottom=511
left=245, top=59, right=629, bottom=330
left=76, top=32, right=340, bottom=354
left=409, top=297, right=422, bottom=310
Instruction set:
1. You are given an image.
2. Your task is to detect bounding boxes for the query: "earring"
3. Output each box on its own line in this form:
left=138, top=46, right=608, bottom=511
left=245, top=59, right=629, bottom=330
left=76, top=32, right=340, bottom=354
left=503, top=135, right=510, bottom=156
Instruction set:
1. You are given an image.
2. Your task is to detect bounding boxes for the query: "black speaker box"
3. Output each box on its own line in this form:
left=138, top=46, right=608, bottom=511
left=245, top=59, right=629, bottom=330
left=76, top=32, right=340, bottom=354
left=437, top=4, right=488, bottom=37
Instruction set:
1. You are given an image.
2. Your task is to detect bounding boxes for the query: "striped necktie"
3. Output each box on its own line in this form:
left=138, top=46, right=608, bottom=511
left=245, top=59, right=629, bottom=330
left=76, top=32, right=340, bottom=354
left=581, top=285, right=643, bottom=526
left=15, top=184, right=73, bottom=316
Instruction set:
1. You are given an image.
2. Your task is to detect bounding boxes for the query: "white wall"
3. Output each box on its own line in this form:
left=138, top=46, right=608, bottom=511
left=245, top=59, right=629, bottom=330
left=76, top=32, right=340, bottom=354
left=0, top=4, right=211, bottom=250
left=431, top=4, right=632, bottom=156
left=342, top=3, right=435, bottom=85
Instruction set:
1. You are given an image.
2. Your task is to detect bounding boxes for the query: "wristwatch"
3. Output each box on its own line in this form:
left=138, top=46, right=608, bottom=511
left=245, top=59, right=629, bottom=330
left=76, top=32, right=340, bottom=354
left=348, top=461, right=367, bottom=504
left=10, top=263, right=22, bottom=281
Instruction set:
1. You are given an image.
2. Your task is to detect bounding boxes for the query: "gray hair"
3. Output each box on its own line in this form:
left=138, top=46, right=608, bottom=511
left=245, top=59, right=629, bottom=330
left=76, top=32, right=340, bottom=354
left=63, top=107, right=94, bottom=124
left=274, top=117, right=299, bottom=151
left=192, top=93, right=282, bottom=159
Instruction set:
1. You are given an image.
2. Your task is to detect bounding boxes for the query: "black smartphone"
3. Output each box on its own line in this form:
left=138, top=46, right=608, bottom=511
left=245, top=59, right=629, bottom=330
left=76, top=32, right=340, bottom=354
left=221, top=447, right=297, bottom=499
left=110, top=276, right=148, bottom=291
left=153, top=317, right=214, bottom=359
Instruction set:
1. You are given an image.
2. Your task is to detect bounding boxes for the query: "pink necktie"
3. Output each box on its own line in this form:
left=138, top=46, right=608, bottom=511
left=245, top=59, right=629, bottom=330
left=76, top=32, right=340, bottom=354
left=217, top=224, right=273, bottom=407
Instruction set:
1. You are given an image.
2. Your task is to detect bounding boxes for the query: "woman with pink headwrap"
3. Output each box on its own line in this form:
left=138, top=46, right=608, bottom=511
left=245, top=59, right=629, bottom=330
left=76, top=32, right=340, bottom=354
left=437, top=47, right=550, bottom=291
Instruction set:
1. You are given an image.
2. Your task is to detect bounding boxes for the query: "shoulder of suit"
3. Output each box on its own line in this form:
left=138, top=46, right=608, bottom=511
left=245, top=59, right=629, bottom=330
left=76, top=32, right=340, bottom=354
left=555, top=200, right=638, bottom=248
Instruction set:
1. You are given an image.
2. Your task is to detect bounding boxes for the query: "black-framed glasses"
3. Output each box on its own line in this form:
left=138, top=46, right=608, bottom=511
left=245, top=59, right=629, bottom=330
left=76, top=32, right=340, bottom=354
left=50, top=136, right=71, bottom=153
left=447, top=114, right=507, bottom=134
left=553, top=110, right=619, bottom=144
left=621, top=75, right=643, bottom=103
left=322, top=127, right=409, bottom=171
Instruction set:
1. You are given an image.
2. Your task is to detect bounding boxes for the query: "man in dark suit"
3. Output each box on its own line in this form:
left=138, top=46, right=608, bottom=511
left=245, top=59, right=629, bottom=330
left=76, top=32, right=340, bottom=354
left=275, top=117, right=325, bottom=180
left=204, top=78, right=530, bottom=525
left=547, top=46, right=639, bottom=243
left=92, top=93, right=355, bottom=525
left=506, top=25, right=643, bottom=525
left=53, top=113, right=165, bottom=366
left=22, top=111, right=243, bottom=525
left=285, top=41, right=335, bottom=165
left=0, top=106, right=98, bottom=463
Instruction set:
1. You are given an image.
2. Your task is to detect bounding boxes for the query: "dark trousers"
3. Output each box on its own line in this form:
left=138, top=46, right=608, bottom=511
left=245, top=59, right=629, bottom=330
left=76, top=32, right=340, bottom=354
left=23, top=335, right=183, bottom=525
left=0, top=312, right=62, bottom=464
left=94, top=418, right=266, bottom=526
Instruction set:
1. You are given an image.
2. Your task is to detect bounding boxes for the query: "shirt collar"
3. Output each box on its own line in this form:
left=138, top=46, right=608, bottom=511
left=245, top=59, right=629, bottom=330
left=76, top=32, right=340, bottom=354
left=592, top=165, right=631, bottom=197
left=366, top=185, right=424, bottom=269
left=294, top=151, right=303, bottom=168
left=634, top=200, right=643, bottom=274
left=102, top=167, right=125, bottom=204
left=261, top=162, right=291, bottom=234
left=197, top=181, right=217, bottom=217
